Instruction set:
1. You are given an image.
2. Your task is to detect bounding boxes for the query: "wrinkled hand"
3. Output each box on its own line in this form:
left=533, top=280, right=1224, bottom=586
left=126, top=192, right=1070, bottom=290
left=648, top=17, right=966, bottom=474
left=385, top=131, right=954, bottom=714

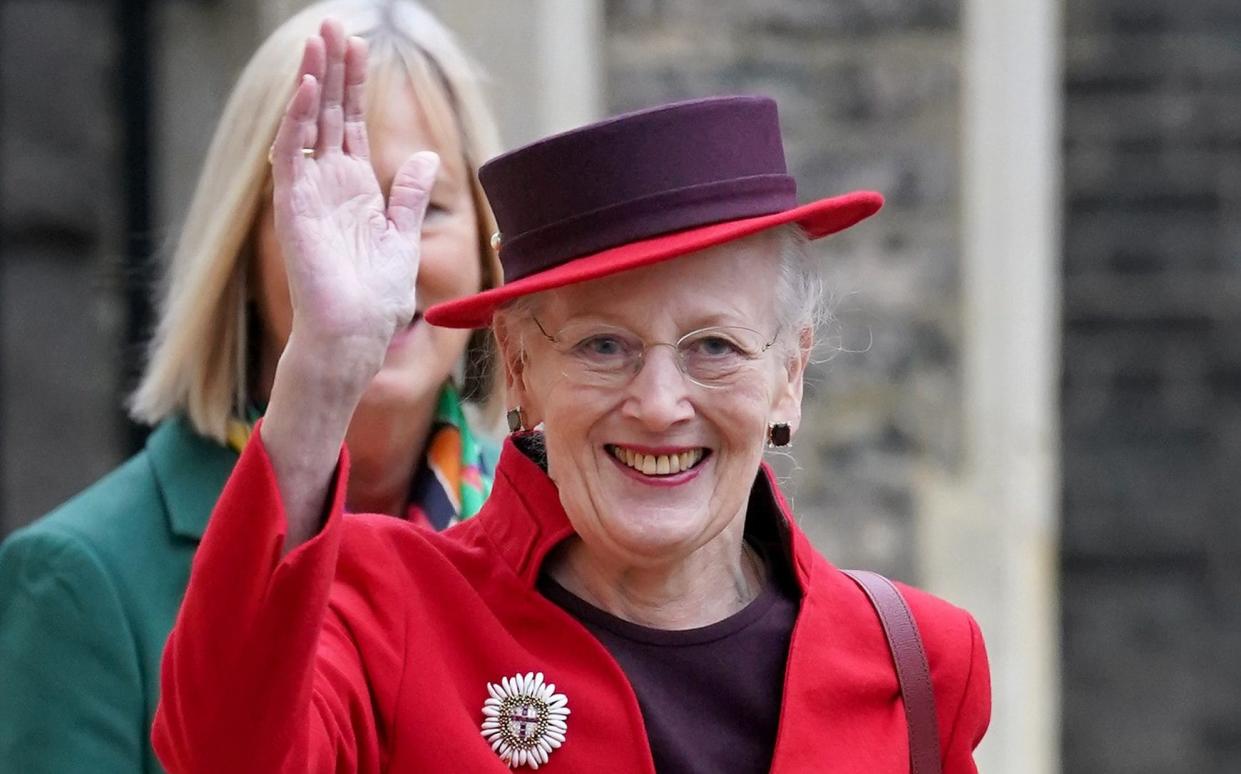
left=269, top=19, right=438, bottom=388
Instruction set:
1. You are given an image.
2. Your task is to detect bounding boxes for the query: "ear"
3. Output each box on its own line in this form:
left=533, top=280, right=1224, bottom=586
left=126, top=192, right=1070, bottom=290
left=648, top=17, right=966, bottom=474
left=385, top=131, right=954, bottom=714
left=771, top=326, right=812, bottom=437
left=491, top=314, right=542, bottom=426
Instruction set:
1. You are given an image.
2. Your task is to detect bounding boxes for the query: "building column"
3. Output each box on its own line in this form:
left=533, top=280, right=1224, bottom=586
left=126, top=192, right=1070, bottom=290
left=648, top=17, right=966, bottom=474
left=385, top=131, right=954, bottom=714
left=921, top=0, right=1063, bottom=771
left=425, top=0, right=602, bottom=147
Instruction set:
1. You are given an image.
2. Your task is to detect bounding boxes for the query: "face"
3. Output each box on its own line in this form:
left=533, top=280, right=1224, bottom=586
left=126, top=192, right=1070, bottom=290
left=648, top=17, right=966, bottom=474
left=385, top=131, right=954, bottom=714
left=254, top=75, right=482, bottom=407
left=502, top=234, right=809, bottom=569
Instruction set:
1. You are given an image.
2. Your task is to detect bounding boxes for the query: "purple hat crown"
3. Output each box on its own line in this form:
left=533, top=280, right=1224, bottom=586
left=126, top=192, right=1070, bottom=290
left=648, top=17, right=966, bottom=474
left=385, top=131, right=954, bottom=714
left=479, top=95, right=799, bottom=282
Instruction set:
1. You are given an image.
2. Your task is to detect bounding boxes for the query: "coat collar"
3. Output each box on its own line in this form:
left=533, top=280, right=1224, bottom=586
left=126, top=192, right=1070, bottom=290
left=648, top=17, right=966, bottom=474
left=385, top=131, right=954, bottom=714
left=146, top=416, right=239, bottom=541
left=476, top=433, right=818, bottom=593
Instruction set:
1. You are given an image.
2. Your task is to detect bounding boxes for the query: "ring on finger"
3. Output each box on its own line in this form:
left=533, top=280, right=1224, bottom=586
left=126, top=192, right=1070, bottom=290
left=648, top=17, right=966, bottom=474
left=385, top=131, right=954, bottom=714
left=265, top=146, right=317, bottom=164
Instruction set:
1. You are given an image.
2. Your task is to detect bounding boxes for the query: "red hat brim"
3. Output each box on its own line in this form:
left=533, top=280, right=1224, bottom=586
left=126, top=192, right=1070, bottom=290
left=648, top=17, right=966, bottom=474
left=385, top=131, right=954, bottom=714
left=425, top=190, right=883, bottom=329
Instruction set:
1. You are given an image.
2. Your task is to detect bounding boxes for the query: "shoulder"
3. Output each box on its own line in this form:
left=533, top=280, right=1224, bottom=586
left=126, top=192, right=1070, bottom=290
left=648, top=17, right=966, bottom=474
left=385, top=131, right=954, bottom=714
left=0, top=517, right=112, bottom=591
left=806, top=565, right=984, bottom=679
left=893, top=581, right=992, bottom=757
left=0, top=514, right=135, bottom=650
left=893, top=580, right=983, bottom=673
left=801, top=561, right=990, bottom=754
left=0, top=445, right=169, bottom=642
left=0, top=417, right=222, bottom=607
left=335, top=510, right=492, bottom=585
left=330, top=508, right=514, bottom=627
left=5, top=449, right=163, bottom=565
left=0, top=512, right=147, bottom=765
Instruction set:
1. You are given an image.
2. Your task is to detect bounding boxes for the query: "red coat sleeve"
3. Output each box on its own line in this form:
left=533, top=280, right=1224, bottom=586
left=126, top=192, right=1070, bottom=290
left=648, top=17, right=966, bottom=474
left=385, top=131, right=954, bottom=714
left=152, top=432, right=383, bottom=773
left=941, top=613, right=991, bottom=773
left=896, top=580, right=991, bottom=774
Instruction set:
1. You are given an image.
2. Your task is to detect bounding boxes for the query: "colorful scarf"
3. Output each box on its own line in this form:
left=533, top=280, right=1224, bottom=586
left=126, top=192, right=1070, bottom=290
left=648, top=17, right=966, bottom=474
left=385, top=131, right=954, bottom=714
left=225, top=383, right=492, bottom=530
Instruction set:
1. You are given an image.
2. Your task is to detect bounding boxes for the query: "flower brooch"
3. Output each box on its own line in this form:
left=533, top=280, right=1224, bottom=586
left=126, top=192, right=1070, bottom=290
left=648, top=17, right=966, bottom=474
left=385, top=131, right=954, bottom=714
left=481, top=671, right=571, bottom=769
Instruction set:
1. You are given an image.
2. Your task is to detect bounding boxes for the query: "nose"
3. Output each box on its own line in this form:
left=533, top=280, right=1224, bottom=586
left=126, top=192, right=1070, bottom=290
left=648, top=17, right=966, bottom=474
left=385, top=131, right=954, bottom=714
left=621, top=344, right=694, bottom=430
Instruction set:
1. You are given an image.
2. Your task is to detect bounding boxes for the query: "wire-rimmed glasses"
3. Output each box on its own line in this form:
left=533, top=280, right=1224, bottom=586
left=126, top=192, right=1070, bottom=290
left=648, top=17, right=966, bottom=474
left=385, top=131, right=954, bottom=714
left=532, top=316, right=779, bottom=389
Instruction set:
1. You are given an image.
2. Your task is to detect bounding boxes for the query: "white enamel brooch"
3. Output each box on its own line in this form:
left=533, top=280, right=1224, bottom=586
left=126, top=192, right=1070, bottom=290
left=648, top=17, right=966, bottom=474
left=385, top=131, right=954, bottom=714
left=480, top=671, right=571, bottom=769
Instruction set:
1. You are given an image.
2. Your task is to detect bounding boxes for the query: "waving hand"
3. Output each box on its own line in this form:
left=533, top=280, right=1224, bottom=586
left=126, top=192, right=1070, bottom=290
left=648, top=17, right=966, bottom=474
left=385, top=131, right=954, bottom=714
left=262, top=19, right=439, bottom=549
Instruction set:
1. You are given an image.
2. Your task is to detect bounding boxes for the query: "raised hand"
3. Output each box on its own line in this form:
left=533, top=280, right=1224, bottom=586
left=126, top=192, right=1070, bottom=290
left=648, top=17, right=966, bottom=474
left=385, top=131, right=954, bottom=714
left=262, top=19, right=439, bottom=550
left=269, top=18, right=439, bottom=389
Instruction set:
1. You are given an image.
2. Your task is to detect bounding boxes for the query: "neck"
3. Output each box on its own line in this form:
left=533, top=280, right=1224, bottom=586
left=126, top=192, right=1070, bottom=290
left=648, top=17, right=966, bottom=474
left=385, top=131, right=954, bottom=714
left=341, top=393, right=436, bottom=516
left=255, top=344, right=438, bottom=517
left=546, top=517, right=764, bottom=630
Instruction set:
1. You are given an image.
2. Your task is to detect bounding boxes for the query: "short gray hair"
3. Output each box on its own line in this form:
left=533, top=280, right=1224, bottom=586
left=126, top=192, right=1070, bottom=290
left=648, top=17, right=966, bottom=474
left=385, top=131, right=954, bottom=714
left=769, top=224, right=827, bottom=355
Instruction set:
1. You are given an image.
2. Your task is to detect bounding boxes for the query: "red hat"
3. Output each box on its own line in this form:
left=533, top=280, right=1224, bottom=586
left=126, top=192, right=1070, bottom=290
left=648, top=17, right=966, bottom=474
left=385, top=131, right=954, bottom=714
left=426, top=95, right=882, bottom=329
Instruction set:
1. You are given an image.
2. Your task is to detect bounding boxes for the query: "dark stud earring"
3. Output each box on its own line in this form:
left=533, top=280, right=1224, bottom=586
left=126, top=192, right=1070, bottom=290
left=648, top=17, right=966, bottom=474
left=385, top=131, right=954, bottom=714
left=767, top=422, right=791, bottom=448
left=506, top=407, right=526, bottom=433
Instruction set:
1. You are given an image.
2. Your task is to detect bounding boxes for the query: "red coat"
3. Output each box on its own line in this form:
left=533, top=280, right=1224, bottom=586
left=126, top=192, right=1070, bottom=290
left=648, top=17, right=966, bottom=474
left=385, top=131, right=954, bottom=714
left=153, top=434, right=989, bottom=773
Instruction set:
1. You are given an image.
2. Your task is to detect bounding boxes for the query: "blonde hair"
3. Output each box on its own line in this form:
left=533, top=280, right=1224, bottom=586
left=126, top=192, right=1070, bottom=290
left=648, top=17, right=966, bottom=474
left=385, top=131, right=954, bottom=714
left=129, top=0, right=503, bottom=442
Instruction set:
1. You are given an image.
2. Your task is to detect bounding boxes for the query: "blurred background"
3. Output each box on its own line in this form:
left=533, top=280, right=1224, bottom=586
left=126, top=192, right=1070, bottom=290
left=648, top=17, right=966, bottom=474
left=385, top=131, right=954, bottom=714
left=1, top=0, right=1237, bottom=771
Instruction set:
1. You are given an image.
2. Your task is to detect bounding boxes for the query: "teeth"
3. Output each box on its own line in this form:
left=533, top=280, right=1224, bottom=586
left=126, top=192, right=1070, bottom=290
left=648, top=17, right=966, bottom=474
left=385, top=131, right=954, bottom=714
left=610, top=446, right=704, bottom=476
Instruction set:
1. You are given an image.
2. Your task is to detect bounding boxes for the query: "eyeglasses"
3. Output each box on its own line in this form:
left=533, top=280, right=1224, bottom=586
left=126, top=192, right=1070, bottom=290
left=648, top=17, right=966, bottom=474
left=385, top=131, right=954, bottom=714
left=532, top=316, right=779, bottom=389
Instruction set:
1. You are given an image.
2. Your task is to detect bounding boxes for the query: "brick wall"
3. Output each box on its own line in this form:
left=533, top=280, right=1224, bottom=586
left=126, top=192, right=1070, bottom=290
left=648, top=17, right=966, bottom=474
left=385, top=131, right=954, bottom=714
left=605, top=0, right=966, bottom=580
left=1061, top=1, right=1241, bottom=771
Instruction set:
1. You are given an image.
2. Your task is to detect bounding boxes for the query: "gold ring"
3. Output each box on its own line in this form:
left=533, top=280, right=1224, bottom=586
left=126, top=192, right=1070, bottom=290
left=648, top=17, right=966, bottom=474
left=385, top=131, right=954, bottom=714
left=266, top=146, right=317, bottom=164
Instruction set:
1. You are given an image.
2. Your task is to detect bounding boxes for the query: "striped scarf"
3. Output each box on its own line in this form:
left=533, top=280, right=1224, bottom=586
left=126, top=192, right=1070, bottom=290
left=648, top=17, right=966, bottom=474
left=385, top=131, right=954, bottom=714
left=225, top=383, right=492, bottom=530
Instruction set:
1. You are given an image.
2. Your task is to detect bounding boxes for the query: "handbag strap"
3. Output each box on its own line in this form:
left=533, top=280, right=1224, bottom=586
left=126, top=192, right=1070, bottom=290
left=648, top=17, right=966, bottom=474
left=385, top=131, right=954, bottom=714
left=842, top=570, right=942, bottom=774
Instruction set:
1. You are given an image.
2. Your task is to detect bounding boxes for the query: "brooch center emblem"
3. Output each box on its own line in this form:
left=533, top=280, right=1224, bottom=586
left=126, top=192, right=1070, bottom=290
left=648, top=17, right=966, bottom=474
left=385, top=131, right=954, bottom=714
left=481, top=671, right=570, bottom=769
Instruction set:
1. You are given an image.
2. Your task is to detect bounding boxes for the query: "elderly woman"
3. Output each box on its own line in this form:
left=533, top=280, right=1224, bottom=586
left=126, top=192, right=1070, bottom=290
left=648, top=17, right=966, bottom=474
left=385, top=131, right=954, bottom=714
left=153, top=23, right=990, bottom=774
left=0, top=4, right=502, bottom=771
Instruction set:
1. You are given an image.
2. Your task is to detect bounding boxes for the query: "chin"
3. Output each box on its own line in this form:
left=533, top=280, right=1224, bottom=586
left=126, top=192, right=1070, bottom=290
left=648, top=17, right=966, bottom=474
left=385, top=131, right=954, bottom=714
left=363, top=331, right=462, bottom=408
left=595, top=501, right=715, bottom=560
left=360, top=363, right=443, bottom=408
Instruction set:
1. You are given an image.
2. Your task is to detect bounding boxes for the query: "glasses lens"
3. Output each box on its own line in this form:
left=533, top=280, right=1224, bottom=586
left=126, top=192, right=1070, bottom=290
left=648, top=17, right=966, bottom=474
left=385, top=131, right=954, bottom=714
left=550, top=323, right=644, bottom=385
left=678, top=327, right=767, bottom=385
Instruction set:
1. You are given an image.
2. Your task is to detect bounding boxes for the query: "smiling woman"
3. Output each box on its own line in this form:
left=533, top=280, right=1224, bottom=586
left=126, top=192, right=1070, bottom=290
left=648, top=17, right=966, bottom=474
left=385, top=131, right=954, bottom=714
left=151, top=32, right=991, bottom=773
left=496, top=239, right=801, bottom=630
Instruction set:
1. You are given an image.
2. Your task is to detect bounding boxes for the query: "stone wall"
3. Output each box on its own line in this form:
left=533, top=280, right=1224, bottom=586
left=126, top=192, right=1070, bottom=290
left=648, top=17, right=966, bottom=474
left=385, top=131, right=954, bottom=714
left=605, top=0, right=965, bottom=580
left=1061, top=0, right=1241, bottom=771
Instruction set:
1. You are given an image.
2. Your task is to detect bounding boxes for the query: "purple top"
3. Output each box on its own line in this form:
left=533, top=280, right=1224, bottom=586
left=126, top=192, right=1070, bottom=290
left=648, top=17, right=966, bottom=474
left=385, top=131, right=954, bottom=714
left=539, top=536, right=799, bottom=773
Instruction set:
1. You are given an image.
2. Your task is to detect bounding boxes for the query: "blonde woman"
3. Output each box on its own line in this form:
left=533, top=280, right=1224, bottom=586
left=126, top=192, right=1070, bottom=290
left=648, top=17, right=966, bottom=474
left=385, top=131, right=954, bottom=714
left=0, top=3, right=502, bottom=771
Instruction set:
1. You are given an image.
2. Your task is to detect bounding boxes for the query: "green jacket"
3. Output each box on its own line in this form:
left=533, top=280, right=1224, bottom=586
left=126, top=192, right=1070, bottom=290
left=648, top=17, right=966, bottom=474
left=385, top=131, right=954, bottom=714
left=0, top=418, right=236, bottom=773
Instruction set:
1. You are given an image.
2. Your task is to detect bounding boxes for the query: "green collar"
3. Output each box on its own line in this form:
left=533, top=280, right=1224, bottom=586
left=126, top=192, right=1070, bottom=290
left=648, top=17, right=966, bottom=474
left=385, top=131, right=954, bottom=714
left=146, top=416, right=239, bottom=541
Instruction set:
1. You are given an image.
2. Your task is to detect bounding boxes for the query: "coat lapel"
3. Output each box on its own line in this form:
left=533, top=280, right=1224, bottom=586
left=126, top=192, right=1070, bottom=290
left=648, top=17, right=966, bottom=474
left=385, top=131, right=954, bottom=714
left=146, top=417, right=240, bottom=541
left=759, top=464, right=910, bottom=773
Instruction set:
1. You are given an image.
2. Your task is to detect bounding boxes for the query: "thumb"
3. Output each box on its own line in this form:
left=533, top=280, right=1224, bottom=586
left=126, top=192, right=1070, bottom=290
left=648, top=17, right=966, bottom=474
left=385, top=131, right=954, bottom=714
left=387, top=150, right=440, bottom=237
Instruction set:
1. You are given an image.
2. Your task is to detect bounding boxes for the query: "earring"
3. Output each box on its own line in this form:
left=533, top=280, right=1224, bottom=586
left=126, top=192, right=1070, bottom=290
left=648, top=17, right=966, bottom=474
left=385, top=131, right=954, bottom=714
left=506, top=406, right=527, bottom=433
left=767, top=422, right=791, bottom=448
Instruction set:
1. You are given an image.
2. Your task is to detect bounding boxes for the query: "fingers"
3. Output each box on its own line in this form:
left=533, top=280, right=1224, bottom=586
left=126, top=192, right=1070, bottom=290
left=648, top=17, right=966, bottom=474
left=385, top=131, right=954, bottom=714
left=271, top=74, right=320, bottom=189
left=316, top=18, right=348, bottom=155
left=342, top=36, right=370, bottom=159
left=387, top=151, right=441, bottom=238
left=297, top=32, right=326, bottom=91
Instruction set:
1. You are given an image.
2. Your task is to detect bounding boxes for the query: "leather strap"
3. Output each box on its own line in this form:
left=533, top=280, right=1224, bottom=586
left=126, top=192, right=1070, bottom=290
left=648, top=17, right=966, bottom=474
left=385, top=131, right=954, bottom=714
left=843, top=570, right=942, bottom=774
